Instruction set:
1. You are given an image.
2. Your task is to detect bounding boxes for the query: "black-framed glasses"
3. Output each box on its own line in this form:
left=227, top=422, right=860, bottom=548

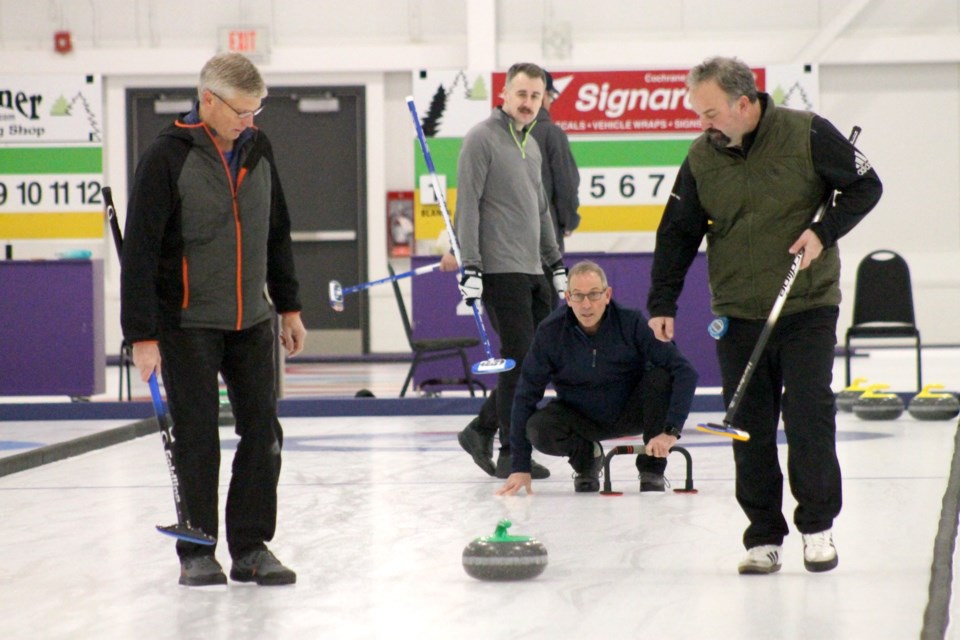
left=210, top=90, right=264, bottom=119
left=568, top=289, right=607, bottom=303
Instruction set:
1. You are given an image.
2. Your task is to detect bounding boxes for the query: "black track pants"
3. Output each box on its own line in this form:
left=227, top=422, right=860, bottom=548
left=717, top=306, right=842, bottom=549
left=525, top=367, right=673, bottom=473
left=474, top=273, right=553, bottom=450
left=159, top=319, right=282, bottom=560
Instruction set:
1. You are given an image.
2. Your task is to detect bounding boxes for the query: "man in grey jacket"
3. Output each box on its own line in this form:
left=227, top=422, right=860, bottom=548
left=441, top=62, right=567, bottom=480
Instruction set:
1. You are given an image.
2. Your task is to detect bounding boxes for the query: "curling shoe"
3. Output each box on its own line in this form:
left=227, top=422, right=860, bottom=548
left=639, top=472, right=667, bottom=493
left=179, top=554, right=227, bottom=587
left=230, top=548, right=296, bottom=586
left=737, top=545, right=782, bottom=575
left=573, top=442, right=603, bottom=493
left=457, top=419, right=496, bottom=476
left=802, top=529, right=839, bottom=573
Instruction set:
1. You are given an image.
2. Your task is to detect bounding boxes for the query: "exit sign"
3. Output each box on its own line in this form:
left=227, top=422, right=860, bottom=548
left=218, top=26, right=270, bottom=62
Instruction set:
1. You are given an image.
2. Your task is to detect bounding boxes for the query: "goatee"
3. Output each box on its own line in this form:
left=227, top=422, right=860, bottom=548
left=706, top=128, right=732, bottom=149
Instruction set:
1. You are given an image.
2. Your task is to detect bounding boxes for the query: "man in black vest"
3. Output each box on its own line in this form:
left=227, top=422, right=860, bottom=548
left=647, top=56, right=882, bottom=575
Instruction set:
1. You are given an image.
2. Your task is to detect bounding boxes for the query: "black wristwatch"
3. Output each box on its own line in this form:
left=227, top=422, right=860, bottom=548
left=664, top=425, right=682, bottom=439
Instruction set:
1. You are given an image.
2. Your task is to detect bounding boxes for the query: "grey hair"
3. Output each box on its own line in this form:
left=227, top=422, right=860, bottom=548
left=568, top=260, right=608, bottom=289
left=687, top=56, right=758, bottom=103
left=505, top=62, right=546, bottom=88
left=198, top=52, right=267, bottom=100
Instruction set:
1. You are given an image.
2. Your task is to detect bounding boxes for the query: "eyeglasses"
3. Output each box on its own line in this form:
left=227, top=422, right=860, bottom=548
left=567, top=289, right=607, bottom=303
left=210, top=91, right=264, bottom=119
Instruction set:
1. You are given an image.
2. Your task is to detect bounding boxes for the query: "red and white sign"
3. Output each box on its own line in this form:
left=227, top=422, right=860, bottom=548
left=218, top=26, right=270, bottom=63
left=492, top=69, right=767, bottom=135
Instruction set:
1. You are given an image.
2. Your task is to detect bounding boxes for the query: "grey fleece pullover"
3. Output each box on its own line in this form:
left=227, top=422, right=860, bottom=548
left=454, top=108, right=562, bottom=274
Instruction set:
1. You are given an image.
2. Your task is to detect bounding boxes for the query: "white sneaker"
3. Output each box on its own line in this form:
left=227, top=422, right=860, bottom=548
left=802, top=529, right=838, bottom=572
left=738, top=545, right=782, bottom=575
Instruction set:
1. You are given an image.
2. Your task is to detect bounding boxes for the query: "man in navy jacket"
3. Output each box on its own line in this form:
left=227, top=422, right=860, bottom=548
left=497, top=261, right=698, bottom=495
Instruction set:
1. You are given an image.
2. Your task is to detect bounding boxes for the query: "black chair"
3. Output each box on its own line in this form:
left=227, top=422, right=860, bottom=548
left=388, top=264, right=484, bottom=397
left=844, top=250, right=922, bottom=391
left=118, top=340, right=133, bottom=401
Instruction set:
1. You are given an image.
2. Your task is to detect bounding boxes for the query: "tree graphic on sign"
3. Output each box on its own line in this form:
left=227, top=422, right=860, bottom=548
left=421, top=84, right=447, bottom=137
left=50, top=95, right=71, bottom=116
left=49, top=92, right=102, bottom=142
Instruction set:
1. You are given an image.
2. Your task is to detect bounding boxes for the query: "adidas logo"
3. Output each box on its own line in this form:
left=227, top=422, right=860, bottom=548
left=855, top=149, right=872, bottom=176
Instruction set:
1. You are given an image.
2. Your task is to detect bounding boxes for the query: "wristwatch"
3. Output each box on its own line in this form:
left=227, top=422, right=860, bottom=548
left=664, top=424, right=682, bottom=439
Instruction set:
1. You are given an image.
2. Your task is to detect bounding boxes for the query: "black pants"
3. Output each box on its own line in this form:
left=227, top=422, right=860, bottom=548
left=159, top=318, right=282, bottom=560
left=717, top=306, right=842, bottom=549
left=525, top=367, right=672, bottom=473
left=475, top=273, right=553, bottom=450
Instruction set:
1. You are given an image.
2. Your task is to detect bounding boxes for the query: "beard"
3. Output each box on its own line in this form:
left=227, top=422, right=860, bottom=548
left=705, top=127, right=732, bottom=149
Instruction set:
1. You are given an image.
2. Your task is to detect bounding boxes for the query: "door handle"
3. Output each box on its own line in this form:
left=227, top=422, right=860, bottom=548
left=290, top=231, right=357, bottom=242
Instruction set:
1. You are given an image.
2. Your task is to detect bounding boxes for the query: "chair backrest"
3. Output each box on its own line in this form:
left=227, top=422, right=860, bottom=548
left=387, top=264, right=416, bottom=347
left=851, top=250, right=916, bottom=326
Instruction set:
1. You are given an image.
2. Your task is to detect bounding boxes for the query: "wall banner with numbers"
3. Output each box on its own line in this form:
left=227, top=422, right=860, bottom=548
left=0, top=74, right=103, bottom=240
left=410, top=66, right=817, bottom=252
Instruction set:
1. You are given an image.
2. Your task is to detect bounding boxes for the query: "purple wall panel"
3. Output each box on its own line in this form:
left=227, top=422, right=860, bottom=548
left=0, top=260, right=106, bottom=397
left=410, top=253, right=720, bottom=389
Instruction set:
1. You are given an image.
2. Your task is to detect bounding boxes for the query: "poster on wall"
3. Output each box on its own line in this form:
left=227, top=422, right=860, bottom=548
left=0, top=74, right=104, bottom=240
left=409, top=65, right=818, bottom=254
left=387, top=190, right=414, bottom=257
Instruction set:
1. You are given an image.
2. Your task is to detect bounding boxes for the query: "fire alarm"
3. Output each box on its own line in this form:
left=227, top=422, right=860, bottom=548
left=54, top=31, right=72, bottom=54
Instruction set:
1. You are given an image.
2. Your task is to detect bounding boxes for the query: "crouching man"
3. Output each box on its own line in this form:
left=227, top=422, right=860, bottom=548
left=497, top=261, right=698, bottom=495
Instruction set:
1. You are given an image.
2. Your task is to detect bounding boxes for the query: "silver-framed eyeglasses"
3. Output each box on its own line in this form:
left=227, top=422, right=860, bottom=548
left=568, top=288, right=607, bottom=303
left=211, top=91, right=264, bottom=119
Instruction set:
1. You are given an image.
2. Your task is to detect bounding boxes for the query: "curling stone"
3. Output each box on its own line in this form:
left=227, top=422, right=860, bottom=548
left=462, top=520, right=547, bottom=581
left=852, top=384, right=904, bottom=421
left=908, top=384, right=960, bottom=421
left=836, top=378, right=870, bottom=413
left=218, top=389, right=235, bottom=426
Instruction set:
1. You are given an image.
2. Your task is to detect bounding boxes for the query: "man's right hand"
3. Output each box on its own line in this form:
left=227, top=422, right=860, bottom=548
left=495, top=472, right=533, bottom=496
left=439, top=252, right=459, bottom=272
left=132, top=341, right=161, bottom=382
left=648, top=316, right=675, bottom=342
left=458, top=267, right=483, bottom=306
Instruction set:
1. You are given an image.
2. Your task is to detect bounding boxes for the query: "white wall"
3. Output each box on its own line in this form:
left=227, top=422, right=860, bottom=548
left=2, top=0, right=959, bottom=351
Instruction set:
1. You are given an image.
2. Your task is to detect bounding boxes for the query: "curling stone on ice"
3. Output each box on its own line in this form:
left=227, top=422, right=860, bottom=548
left=852, top=384, right=904, bottom=421
left=462, top=519, right=547, bottom=581
left=836, top=378, right=870, bottom=413
left=908, top=384, right=960, bottom=421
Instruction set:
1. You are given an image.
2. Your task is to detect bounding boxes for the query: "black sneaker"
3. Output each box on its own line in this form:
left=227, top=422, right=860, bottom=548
left=230, top=548, right=297, bottom=586
left=639, top=471, right=667, bottom=493
left=573, top=442, right=603, bottom=493
left=495, top=451, right=550, bottom=479
left=457, top=420, right=496, bottom=476
left=179, top=555, right=227, bottom=587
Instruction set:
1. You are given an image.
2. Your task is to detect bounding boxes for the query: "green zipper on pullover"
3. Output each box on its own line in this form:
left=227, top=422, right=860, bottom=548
left=509, top=123, right=532, bottom=158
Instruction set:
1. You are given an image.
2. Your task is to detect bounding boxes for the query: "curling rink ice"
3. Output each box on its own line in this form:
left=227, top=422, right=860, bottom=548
left=1, top=348, right=960, bottom=639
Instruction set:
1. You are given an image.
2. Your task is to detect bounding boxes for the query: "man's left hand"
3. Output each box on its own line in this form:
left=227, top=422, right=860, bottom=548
left=789, top=229, right=824, bottom=270
left=551, top=264, right=568, bottom=298
left=280, top=312, right=307, bottom=357
left=645, top=432, right=678, bottom=458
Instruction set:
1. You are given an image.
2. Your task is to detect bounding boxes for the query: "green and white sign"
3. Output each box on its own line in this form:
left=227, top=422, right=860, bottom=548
left=0, top=74, right=103, bottom=239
